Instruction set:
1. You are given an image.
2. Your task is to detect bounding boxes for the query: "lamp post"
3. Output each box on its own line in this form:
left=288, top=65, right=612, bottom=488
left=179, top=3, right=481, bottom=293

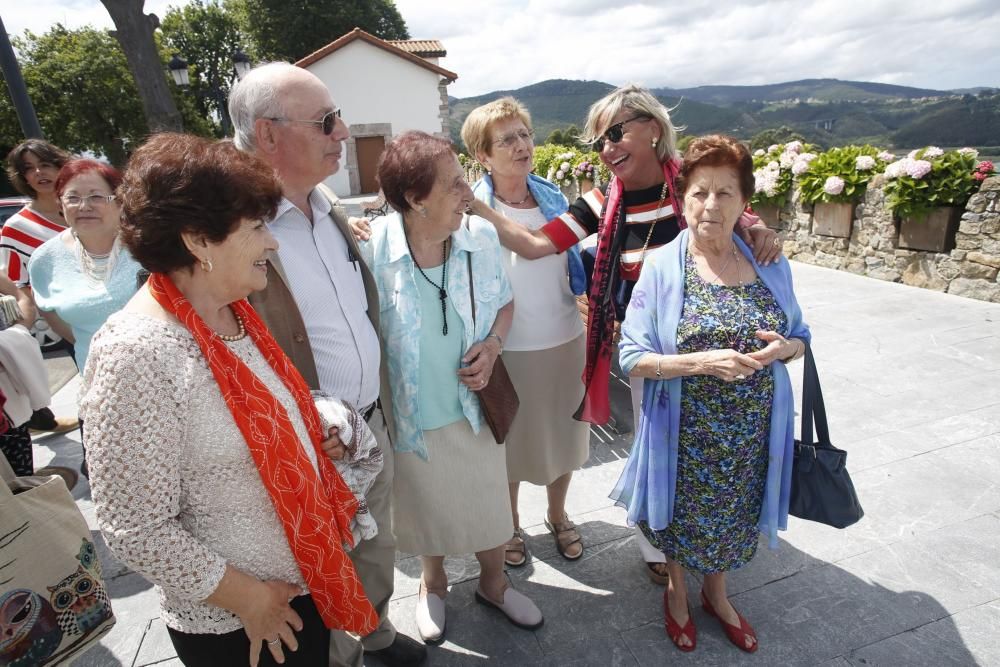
left=169, top=49, right=251, bottom=136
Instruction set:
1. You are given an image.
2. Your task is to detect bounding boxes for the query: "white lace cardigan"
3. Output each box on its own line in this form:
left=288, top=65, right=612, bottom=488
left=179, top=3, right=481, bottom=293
left=80, top=311, right=320, bottom=634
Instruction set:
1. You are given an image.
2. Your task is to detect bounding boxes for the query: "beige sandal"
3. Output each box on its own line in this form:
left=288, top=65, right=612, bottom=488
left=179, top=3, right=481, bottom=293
left=544, top=515, right=584, bottom=560
left=504, top=529, right=528, bottom=568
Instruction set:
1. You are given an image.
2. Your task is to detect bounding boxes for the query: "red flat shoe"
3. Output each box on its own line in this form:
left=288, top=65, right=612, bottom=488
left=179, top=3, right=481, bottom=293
left=663, top=587, right=696, bottom=652
left=701, top=590, right=758, bottom=653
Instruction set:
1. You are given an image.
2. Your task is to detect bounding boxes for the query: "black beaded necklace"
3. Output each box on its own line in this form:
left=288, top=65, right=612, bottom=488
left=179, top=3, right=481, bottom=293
left=405, top=234, right=451, bottom=335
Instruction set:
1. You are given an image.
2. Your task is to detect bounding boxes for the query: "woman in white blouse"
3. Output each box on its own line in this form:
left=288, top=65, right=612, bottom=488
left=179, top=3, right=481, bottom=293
left=462, top=98, right=591, bottom=567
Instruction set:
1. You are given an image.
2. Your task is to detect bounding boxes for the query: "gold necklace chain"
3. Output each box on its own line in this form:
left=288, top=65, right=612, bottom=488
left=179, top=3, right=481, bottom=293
left=637, top=181, right=671, bottom=265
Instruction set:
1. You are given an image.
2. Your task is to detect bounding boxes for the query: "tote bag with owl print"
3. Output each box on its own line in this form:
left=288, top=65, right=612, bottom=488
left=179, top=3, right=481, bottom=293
left=1, top=454, right=115, bottom=666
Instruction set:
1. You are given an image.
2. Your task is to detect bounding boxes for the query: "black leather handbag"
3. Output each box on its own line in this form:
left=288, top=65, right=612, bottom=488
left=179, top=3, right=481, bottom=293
left=789, top=344, right=864, bottom=528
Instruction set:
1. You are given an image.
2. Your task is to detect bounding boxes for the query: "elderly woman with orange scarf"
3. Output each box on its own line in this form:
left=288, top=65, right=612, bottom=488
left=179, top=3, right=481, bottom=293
left=80, top=134, right=375, bottom=667
left=470, top=84, right=783, bottom=583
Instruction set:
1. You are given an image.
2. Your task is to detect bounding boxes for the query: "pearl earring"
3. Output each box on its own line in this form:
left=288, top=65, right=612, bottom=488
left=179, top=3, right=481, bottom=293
left=651, top=137, right=659, bottom=149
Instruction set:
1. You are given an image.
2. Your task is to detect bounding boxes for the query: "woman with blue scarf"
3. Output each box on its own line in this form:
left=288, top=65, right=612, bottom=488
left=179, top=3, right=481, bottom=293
left=462, top=98, right=591, bottom=568
left=610, top=136, right=810, bottom=654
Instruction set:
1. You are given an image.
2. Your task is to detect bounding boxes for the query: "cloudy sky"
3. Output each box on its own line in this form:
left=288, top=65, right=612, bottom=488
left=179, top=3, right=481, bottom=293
left=5, top=0, right=998, bottom=98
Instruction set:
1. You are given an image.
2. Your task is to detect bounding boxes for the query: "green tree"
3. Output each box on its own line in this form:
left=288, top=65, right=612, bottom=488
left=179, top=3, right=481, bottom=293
left=161, top=0, right=248, bottom=136
left=544, top=124, right=585, bottom=149
left=228, top=0, right=408, bottom=62
left=1, top=25, right=210, bottom=165
left=749, top=126, right=807, bottom=152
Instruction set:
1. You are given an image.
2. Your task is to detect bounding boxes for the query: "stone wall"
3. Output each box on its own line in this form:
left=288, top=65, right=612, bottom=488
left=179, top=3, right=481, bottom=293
left=780, top=175, right=1000, bottom=303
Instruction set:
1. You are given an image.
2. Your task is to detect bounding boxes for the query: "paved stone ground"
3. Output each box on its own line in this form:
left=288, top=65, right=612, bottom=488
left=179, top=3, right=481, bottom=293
left=27, top=260, right=999, bottom=666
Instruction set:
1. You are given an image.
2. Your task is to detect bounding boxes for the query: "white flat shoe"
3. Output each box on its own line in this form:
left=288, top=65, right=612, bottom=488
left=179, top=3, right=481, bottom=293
left=475, top=586, right=544, bottom=630
left=415, top=582, right=446, bottom=644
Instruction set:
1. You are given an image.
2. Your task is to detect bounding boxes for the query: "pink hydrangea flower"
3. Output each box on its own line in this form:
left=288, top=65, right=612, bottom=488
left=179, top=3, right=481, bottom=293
left=823, top=176, right=845, bottom=195
left=784, top=140, right=804, bottom=154
left=878, top=150, right=895, bottom=162
left=905, top=159, right=933, bottom=179
left=976, top=160, right=995, bottom=173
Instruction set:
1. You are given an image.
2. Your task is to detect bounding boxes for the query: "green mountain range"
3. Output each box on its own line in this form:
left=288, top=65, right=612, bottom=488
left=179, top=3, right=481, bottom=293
left=448, top=78, right=1000, bottom=151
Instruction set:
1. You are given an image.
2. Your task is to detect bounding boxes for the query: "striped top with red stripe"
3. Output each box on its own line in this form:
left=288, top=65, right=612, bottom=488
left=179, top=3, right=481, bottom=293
left=540, top=182, right=681, bottom=281
left=0, top=206, right=66, bottom=286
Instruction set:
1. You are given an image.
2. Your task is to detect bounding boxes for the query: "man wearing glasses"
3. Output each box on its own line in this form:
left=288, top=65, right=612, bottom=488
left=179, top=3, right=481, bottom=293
left=229, top=62, right=426, bottom=667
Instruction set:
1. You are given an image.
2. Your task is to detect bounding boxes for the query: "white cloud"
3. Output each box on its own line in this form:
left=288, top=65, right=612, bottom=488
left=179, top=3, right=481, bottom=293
left=6, top=0, right=998, bottom=98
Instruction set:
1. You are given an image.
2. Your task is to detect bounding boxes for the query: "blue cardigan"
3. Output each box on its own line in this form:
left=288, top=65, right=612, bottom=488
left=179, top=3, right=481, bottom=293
left=609, top=230, right=811, bottom=548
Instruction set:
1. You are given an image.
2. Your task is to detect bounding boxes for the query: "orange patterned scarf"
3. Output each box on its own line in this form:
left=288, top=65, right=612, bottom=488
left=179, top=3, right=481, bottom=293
left=147, top=272, right=377, bottom=634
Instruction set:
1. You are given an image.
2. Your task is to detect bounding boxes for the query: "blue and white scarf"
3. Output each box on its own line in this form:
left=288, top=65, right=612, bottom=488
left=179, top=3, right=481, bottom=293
left=472, top=172, right=587, bottom=295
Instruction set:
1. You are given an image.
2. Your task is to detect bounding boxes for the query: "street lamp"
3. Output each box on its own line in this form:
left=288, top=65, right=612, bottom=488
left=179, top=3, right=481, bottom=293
left=168, top=54, right=189, bottom=87
left=233, top=49, right=251, bottom=80
left=167, top=50, right=252, bottom=136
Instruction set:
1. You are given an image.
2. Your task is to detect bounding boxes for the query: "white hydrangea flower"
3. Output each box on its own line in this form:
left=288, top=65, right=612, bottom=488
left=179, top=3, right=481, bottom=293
left=855, top=155, right=876, bottom=171
left=923, top=146, right=944, bottom=158
left=823, top=176, right=845, bottom=196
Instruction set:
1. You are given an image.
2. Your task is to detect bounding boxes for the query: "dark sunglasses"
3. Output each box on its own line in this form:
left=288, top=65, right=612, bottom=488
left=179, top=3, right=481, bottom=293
left=266, top=108, right=342, bottom=135
left=593, top=115, right=650, bottom=152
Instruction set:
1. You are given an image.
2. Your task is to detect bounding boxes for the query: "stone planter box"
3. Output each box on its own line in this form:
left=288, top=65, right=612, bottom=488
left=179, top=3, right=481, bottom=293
left=754, top=203, right=782, bottom=230
left=898, top=207, right=962, bottom=253
left=813, top=202, right=855, bottom=238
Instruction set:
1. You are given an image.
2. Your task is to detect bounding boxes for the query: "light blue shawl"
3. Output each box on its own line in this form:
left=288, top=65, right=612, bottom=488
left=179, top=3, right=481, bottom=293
left=472, top=172, right=587, bottom=295
left=609, top=229, right=811, bottom=549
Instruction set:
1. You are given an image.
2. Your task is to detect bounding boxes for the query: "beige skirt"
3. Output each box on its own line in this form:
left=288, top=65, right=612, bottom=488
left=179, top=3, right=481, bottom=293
left=503, top=334, right=590, bottom=485
left=393, top=418, right=513, bottom=556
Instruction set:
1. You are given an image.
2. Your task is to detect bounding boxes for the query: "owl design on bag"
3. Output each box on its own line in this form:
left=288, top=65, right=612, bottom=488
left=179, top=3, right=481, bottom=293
left=0, top=588, right=63, bottom=665
left=76, top=538, right=102, bottom=578
left=47, top=564, right=112, bottom=637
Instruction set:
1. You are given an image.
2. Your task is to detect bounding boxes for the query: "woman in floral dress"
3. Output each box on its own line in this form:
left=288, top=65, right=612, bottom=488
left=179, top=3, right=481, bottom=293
left=610, top=135, right=810, bottom=654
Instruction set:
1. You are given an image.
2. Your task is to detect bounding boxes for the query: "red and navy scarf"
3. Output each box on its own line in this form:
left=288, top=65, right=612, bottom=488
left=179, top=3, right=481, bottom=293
left=574, top=159, right=684, bottom=425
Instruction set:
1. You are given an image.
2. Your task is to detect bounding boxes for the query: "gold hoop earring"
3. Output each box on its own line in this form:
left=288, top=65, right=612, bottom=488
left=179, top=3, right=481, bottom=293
left=200, top=258, right=214, bottom=273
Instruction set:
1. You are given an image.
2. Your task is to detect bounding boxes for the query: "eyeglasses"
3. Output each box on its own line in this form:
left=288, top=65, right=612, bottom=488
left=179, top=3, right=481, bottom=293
left=61, top=194, right=116, bottom=208
left=492, top=129, right=535, bottom=149
left=593, top=115, right=650, bottom=152
left=266, top=108, right=342, bottom=135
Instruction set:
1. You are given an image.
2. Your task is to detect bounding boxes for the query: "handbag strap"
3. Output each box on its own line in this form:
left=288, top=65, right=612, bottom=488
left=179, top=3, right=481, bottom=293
left=800, top=342, right=831, bottom=446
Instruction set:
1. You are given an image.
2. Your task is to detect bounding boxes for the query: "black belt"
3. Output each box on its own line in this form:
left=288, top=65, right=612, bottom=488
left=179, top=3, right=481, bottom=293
left=361, top=399, right=380, bottom=422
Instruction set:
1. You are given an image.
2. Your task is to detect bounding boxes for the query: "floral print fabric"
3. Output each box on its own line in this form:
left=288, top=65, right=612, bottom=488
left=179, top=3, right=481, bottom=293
left=638, top=251, right=787, bottom=573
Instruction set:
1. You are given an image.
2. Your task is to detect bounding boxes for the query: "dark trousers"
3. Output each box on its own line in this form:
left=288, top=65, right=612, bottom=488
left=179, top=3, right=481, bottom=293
left=0, top=421, right=32, bottom=475
left=167, top=595, right=329, bottom=667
